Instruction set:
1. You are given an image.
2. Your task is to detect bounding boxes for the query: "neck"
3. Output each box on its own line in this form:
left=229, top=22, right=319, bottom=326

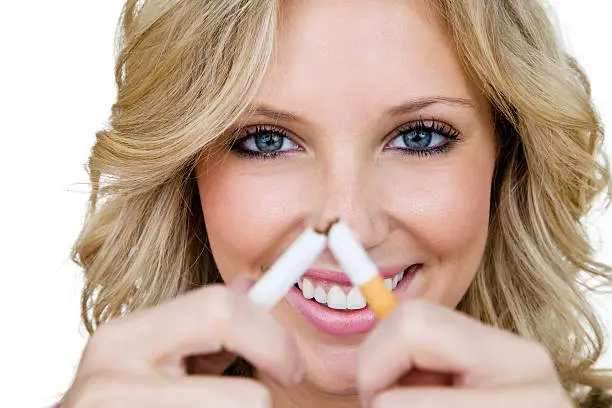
left=259, top=372, right=362, bottom=408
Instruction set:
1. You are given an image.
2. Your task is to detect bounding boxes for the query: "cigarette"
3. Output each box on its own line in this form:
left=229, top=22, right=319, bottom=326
left=327, top=219, right=398, bottom=319
left=247, top=227, right=327, bottom=310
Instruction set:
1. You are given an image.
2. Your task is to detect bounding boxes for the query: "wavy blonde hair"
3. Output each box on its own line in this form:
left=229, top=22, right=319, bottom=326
left=72, top=0, right=612, bottom=405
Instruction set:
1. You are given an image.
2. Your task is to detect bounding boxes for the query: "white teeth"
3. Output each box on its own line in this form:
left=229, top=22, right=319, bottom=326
left=347, top=286, right=367, bottom=309
left=297, top=270, right=406, bottom=310
left=327, top=285, right=347, bottom=310
left=301, top=278, right=314, bottom=299
left=314, top=286, right=327, bottom=304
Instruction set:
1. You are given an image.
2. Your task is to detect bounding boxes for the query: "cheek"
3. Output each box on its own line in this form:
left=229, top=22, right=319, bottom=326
left=196, top=163, right=314, bottom=276
left=383, top=148, right=495, bottom=292
left=407, top=166, right=491, bottom=249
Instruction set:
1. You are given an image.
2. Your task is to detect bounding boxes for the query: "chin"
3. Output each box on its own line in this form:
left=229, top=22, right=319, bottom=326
left=297, top=337, right=360, bottom=395
left=305, top=372, right=358, bottom=395
left=275, top=302, right=368, bottom=395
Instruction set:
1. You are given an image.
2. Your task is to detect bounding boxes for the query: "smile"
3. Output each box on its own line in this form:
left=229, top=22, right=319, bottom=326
left=286, top=264, right=421, bottom=335
left=295, top=269, right=405, bottom=310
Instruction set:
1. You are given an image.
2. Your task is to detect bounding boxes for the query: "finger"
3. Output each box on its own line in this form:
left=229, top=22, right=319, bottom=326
left=83, top=284, right=303, bottom=387
left=357, top=300, right=558, bottom=401
left=228, top=275, right=256, bottom=294
left=67, top=375, right=272, bottom=408
left=181, top=277, right=254, bottom=375
left=369, top=385, right=572, bottom=408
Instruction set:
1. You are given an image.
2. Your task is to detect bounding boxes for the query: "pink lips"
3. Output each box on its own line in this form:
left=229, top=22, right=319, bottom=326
left=302, top=266, right=407, bottom=284
left=286, top=264, right=421, bottom=336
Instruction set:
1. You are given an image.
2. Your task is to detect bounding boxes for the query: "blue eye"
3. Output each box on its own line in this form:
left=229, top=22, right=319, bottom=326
left=385, top=119, right=459, bottom=156
left=387, top=129, right=445, bottom=149
left=230, top=119, right=460, bottom=160
left=231, top=125, right=301, bottom=158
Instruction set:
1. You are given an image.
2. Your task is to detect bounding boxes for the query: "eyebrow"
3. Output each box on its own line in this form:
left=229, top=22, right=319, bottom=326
left=242, top=96, right=475, bottom=125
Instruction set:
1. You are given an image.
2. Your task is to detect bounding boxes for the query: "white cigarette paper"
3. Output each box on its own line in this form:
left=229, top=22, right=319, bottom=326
left=248, top=227, right=327, bottom=309
left=327, top=219, right=378, bottom=286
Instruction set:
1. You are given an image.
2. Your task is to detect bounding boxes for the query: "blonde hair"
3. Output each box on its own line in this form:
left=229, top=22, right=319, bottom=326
left=73, top=0, right=612, bottom=405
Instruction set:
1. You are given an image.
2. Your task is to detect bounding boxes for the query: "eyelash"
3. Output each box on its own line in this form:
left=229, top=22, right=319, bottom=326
left=230, top=125, right=298, bottom=161
left=230, top=118, right=461, bottom=161
left=388, top=118, right=460, bottom=158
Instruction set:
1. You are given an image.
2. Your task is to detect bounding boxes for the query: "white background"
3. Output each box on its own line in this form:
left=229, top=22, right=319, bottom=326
left=0, top=1, right=610, bottom=407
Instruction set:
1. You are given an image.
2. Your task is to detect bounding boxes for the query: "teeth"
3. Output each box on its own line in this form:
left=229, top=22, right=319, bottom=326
left=301, top=278, right=314, bottom=299
left=314, top=286, right=327, bottom=304
left=327, top=285, right=347, bottom=310
left=297, top=270, right=406, bottom=310
left=347, top=287, right=367, bottom=309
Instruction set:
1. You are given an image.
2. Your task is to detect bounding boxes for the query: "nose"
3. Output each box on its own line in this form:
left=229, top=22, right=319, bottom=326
left=310, top=157, right=388, bottom=250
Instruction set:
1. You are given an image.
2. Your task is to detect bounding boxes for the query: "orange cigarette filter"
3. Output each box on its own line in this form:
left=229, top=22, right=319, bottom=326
left=359, top=275, right=399, bottom=319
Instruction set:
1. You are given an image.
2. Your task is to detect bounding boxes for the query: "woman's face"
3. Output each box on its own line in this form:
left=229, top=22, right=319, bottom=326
left=197, top=0, right=496, bottom=394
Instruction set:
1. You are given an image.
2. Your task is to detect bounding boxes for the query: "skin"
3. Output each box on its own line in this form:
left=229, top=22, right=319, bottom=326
left=198, top=0, right=494, bottom=399
left=63, top=1, right=573, bottom=407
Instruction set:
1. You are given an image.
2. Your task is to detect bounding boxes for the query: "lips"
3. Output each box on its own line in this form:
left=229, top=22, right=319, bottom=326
left=296, top=268, right=405, bottom=309
left=302, top=266, right=407, bottom=285
left=286, top=264, right=421, bottom=335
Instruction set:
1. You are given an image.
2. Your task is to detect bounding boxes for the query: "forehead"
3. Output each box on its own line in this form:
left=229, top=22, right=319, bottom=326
left=250, top=0, right=487, bottom=130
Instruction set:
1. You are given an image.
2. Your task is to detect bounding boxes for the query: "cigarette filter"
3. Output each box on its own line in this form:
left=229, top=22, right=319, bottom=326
left=248, top=227, right=327, bottom=310
left=327, top=220, right=398, bottom=319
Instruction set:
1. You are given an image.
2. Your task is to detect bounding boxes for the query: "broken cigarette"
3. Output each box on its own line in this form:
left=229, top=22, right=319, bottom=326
left=247, top=227, right=327, bottom=310
left=327, top=219, right=399, bottom=319
left=247, top=219, right=398, bottom=320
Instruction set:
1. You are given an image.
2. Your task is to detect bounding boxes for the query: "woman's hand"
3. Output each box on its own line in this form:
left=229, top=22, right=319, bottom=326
left=62, top=279, right=303, bottom=407
left=357, top=299, right=573, bottom=408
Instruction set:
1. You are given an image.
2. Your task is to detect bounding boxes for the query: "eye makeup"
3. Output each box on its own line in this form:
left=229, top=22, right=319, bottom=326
left=230, top=125, right=303, bottom=161
left=384, top=117, right=461, bottom=158
left=230, top=118, right=462, bottom=160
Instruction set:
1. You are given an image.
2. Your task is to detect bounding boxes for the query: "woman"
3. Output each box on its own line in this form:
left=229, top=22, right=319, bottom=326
left=61, top=0, right=612, bottom=406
